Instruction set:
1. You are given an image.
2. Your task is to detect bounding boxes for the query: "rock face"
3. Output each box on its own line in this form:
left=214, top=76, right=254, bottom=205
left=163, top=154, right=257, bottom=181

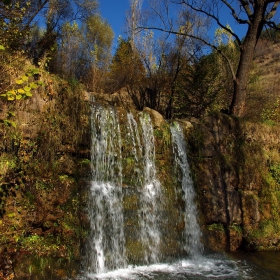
left=143, top=107, right=165, bottom=128
left=188, top=113, right=280, bottom=252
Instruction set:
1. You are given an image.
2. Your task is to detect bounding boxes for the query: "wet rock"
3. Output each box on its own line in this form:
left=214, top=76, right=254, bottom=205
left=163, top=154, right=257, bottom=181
left=143, top=107, right=165, bottom=128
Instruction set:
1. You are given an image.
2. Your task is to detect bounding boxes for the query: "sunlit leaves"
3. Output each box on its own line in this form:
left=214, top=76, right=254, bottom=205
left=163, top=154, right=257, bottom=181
left=0, top=68, right=43, bottom=102
left=0, top=119, right=16, bottom=127
left=85, top=14, right=114, bottom=63
left=17, top=89, right=25, bottom=94
left=30, top=82, right=38, bottom=89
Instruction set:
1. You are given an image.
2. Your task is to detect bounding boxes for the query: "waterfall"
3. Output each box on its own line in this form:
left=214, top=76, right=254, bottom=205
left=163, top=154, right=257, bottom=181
left=84, top=108, right=163, bottom=275
left=126, top=112, right=143, bottom=187
left=84, top=105, right=126, bottom=274
left=138, top=112, right=162, bottom=264
left=126, top=112, right=162, bottom=264
left=170, top=122, right=203, bottom=258
left=79, top=108, right=245, bottom=280
left=127, top=113, right=142, bottom=162
left=84, top=106, right=204, bottom=277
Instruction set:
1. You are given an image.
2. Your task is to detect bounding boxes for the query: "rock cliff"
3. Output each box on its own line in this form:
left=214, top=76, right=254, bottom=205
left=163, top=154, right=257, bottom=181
left=187, top=113, right=280, bottom=252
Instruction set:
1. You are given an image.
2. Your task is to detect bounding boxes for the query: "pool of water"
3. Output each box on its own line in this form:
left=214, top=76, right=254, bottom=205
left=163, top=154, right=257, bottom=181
left=228, top=251, right=280, bottom=280
left=76, top=251, right=280, bottom=280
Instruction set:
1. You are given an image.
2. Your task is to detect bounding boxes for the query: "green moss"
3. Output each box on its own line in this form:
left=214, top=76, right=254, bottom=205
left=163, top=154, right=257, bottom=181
left=249, top=220, right=277, bottom=238
left=123, top=195, right=138, bottom=210
left=0, top=154, right=17, bottom=176
left=207, top=223, right=225, bottom=232
left=269, top=163, right=280, bottom=184
left=19, top=234, right=61, bottom=254
left=126, top=239, right=144, bottom=261
left=125, top=157, right=135, bottom=167
left=14, top=254, right=79, bottom=279
left=154, top=123, right=172, bottom=152
left=229, top=225, right=242, bottom=234
left=79, top=158, right=91, bottom=165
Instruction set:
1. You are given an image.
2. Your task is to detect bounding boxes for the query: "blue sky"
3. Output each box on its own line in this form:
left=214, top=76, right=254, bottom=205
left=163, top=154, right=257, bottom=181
left=99, top=0, right=248, bottom=52
left=99, top=0, right=130, bottom=50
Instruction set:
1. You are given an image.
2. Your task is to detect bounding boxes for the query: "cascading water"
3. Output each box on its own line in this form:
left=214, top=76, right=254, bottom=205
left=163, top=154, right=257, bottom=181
left=84, top=109, right=162, bottom=276
left=138, top=112, right=162, bottom=264
left=80, top=108, right=246, bottom=280
left=126, top=112, right=143, bottom=187
left=170, top=122, right=203, bottom=258
left=126, top=112, right=162, bottom=264
left=84, top=105, right=126, bottom=274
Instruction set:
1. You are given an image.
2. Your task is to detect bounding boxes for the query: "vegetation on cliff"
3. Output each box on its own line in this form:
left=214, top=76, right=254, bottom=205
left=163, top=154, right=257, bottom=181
left=0, top=1, right=94, bottom=276
left=0, top=53, right=91, bottom=278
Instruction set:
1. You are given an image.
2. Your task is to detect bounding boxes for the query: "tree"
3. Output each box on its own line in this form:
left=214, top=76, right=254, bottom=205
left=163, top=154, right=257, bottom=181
left=127, top=0, right=143, bottom=46
left=52, top=21, right=82, bottom=78
left=50, top=13, right=113, bottom=90
left=0, top=0, right=34, bottom=50
left=0, top=0, right=99, bottom=59
left=141, top=0, right=280, bottom=117
left=173, top=52, right=225, bottom=118
left=27, top=0, right=98, bottom=65
left=108, top=38, right=146, bottom=109
left=83, top=14, right=114, bottom=91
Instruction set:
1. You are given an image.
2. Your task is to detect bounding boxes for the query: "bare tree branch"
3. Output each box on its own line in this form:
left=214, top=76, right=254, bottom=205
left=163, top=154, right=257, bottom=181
left=221, top=0, right=250, bottom=24
left=265, top=1, right=280, bottom=20
left=23, top=0, right=49, bottom=31
left=176, top=0, right=243, bottom=46
left=239, top=0, right=253, bottom=17
left=138, top=25, right=237, bottom=81
left=141, top=0, right=280, bottom=116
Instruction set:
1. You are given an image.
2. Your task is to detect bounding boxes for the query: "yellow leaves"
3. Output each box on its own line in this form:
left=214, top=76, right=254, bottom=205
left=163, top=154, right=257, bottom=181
left=1, top=68, right=43, bottom=102
left=16, top=75, right=28, bottom=84
left=29, top=82, right=38, bottom=89
left=17, top=89, right=25, bottom=94
left=1, top=119, right=16, bottom=127
left=16, top=79, right=24, bottom=85
left=214, top=24, right=235, bottom=49
left=7, top=96, right=15, bottom=101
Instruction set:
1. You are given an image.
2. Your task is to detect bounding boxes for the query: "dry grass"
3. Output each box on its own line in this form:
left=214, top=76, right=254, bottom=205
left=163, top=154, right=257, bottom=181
left=245, top=42, right=280, bottom=122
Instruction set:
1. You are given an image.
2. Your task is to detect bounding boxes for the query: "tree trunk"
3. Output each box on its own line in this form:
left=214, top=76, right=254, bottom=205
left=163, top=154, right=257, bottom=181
left=229, top=3, right=266, bottom=117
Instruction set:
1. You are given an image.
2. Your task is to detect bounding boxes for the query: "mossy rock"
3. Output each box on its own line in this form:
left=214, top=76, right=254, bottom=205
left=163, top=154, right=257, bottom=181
left=125, top=239, right=144, bottom=263
left=123, top=194, right=138, bottom=211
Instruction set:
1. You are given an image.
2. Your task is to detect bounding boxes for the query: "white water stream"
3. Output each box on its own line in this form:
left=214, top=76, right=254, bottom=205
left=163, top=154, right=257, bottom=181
left=80, top=108, right=248, bottom=280
left=138, top=112, right=162, bottom=264
left=84, top=105, right=126, bottom=274
left=170, top=122, right=204, bottom=258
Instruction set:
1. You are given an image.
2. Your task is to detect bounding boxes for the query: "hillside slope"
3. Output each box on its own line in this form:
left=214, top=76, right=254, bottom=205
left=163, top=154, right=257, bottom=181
left=246, top=40, right=280, bottom=122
